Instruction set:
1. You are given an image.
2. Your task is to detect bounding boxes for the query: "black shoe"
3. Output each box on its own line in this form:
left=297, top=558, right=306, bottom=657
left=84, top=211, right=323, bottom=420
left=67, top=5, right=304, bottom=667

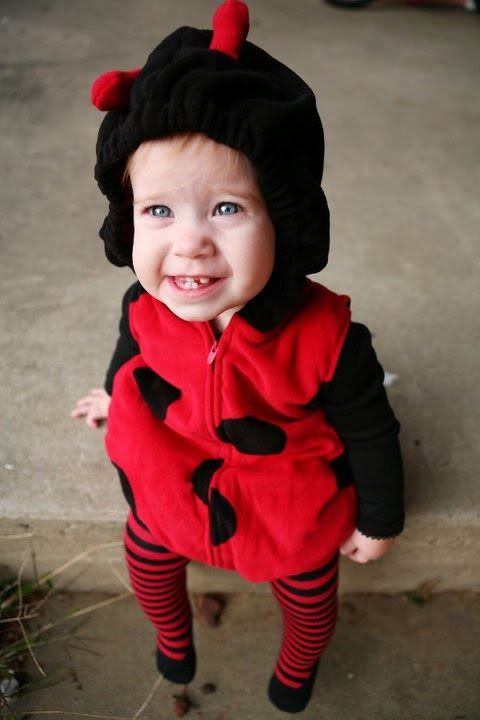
left=156, top=644, right=197, bottom=684
left=267, top=660, right=320, bottom=713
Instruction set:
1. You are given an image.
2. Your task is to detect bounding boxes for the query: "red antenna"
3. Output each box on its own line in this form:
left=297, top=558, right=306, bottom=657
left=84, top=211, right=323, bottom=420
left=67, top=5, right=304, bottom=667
left=90, top=69, right=141, bottom=111
left=209, top=0, right=250, bottom=60
left=91, top=1, right=250, bottom=110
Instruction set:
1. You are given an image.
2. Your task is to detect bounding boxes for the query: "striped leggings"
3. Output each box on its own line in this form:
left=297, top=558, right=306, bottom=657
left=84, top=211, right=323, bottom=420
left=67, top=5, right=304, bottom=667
left=124, top=511, right=339, bottom=693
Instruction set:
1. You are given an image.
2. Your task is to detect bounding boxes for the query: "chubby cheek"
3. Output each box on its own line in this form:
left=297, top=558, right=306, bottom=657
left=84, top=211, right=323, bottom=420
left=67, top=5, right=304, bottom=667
left=131, top=245, right=149, bottom=286
left=132, top=234, right=164, bottom=289
left=242, top=222, right=276, bottom=292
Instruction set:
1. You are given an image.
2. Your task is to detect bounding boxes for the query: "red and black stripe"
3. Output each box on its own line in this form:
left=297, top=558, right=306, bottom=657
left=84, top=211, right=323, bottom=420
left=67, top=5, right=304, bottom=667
left=124, top=512, right=196, bottom=683
left=124, top=510, right=339, bottom=707
left=267, top=551, right=339, bottom=712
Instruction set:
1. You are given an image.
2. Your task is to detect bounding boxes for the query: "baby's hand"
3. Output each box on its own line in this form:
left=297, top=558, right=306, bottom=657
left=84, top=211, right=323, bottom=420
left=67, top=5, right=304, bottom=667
left=339, top=528, right=396, bottom=564
left=70, top=387, right=111, bottom=428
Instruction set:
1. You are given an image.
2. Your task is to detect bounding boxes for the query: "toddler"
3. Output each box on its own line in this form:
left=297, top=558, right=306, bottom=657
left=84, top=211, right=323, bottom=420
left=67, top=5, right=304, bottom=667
left=71, top=1, right=404, bottom=712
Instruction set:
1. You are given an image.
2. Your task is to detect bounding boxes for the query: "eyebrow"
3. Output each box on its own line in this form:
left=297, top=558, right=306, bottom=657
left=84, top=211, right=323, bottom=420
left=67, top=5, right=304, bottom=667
left=133, top=188, right=261, bottom=206
left=216, top=188, right=260, bottom=204
left=133, top=195, right=164, bottom=206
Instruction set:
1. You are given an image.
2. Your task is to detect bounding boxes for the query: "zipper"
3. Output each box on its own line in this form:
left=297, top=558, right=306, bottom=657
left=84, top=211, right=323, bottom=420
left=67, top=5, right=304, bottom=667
left=205, top=327, right=223, bottom=564
left=207, top=340, right=219, bottom=365
left=204, top=316, right=236, bottom=435
left=205, top=324, right=221, bottom=442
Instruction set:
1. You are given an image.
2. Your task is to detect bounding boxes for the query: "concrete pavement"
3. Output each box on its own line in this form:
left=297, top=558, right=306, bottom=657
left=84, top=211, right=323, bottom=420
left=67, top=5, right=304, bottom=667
left=8, top=589, right=480, bottom=719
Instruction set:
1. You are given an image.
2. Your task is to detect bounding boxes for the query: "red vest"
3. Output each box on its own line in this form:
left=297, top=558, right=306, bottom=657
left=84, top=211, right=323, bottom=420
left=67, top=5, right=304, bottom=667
left=105, top=279, right=357, bottom=581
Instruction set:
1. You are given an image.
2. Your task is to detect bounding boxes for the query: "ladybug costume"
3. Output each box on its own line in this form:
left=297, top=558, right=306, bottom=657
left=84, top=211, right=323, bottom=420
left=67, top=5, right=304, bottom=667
left=105, top=277, right=358, bottom=581
left=91, top=0, right=404, bottom=710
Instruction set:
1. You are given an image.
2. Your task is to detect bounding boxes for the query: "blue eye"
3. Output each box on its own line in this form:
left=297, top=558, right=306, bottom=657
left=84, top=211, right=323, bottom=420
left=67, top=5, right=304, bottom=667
left=216, top=202, right=240, bottom=216
left=149, top=205, right=172, bottom=218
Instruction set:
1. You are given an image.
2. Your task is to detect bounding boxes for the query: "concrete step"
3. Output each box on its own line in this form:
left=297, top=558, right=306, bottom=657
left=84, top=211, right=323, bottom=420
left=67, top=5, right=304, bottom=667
left=2, top=512, right=479, bottom=594
left=1, top=1, right=479, bottom=594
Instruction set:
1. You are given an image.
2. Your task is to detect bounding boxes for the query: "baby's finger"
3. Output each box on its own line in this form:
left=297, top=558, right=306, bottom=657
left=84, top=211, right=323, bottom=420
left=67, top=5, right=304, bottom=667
left=87, top=408, right=106, bottom=428
left=70, top=406, right=89, bottom=418
left=73, top=395, right=96, bottom=407
left=71, top=400, right=95, bottom=415
left=339, top=537, right=356, bottom=555
left=90, top=388, right=106, bottom=396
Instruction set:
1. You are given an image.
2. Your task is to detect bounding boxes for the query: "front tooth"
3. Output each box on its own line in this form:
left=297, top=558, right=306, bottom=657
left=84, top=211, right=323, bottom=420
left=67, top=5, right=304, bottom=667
left=175, top=276, right=215, bottom=289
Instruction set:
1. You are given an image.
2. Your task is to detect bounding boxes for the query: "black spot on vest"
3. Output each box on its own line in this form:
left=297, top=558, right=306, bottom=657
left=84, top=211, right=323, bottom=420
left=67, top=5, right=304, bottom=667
left=191, top=458, right=224, bottom=505
left=112, top=462, right=149, bottom=530
left=330, top=452, right=354, bottom=489
left=133, top=367, right=181, bottom=420
left=216, top=417, right=287, bottom=455
left=210, top=489, right=237, bottom=545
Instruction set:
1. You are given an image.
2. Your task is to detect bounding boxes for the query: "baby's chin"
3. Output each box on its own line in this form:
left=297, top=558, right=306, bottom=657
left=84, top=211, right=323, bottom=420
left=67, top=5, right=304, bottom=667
left=163, top=300, right=245, bottom=333
left=161, top=299, right=226, bottom=324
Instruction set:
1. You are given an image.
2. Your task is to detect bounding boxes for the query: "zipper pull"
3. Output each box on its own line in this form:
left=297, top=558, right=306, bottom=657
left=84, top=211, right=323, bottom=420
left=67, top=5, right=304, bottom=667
left=207, top=341, right=219, bottom=365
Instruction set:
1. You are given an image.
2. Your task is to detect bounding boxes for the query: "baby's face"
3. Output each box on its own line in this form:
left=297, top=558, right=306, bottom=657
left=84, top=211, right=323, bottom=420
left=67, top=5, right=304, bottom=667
left=129, top=134, right=275, bottom=333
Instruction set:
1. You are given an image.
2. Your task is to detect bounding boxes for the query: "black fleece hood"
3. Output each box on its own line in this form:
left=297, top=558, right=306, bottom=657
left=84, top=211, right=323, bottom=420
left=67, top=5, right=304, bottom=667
left=92, top=1, right=330, bottom=332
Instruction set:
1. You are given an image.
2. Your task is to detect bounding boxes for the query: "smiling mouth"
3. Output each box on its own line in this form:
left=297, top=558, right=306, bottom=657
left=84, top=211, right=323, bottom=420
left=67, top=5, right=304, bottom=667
left=167, top=275, right=226, bottom=296
left=173, top=276, right=220, bottom=290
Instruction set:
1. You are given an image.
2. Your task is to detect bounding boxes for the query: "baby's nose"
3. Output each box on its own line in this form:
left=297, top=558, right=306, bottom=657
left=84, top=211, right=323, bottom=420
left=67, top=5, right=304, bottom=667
left=172, top=226, right=215, bottom=258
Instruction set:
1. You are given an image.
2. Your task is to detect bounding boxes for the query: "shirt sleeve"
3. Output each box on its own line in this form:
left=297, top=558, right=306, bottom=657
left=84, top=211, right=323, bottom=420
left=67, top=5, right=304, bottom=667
left=323, top=321, right=405, bottom=539
left=104, top=282, right=142, bottom=396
